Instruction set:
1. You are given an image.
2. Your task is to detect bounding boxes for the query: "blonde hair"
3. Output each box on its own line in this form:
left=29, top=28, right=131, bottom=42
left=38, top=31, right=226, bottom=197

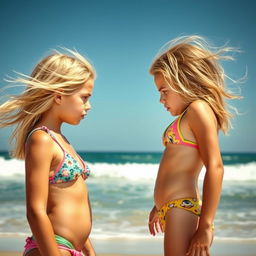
left=0, top=48, right=96, bottom=159
left=150, top=35, right=241, bottom=133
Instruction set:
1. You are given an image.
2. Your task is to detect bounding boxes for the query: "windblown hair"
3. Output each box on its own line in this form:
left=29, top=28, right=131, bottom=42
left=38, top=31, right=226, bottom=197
left=150, top=35, right=241, bottom=133
left=0, top=48, right=96, bottom=159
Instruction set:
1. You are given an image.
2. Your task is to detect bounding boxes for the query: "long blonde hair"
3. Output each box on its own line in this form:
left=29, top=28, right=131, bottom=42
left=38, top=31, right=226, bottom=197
left=150, top=35, right=241, bottom=133
left=0, top=48, right=96, bottom=159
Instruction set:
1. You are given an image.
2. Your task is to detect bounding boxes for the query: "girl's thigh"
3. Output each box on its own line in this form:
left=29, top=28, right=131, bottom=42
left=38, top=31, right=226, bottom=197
left=164, top=207, right=199, bottom=256
left=25, top=248, right=72, bottom=256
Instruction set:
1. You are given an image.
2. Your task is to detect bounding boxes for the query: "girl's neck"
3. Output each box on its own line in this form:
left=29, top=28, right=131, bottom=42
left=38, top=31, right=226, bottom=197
left=36, top=117, right=62, bottom=134
left=36, top=122, right=62, bottom=133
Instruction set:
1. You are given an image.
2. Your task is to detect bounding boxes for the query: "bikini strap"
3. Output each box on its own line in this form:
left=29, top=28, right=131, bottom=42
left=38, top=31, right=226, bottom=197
left=25, top=126, right=65, bottom=153
left=180, top=106, right=189, bottom=119
left=25, top=126, right=48, bottom=144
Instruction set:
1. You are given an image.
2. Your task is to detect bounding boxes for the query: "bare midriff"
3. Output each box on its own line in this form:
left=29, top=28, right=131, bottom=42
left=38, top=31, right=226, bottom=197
left=154, top=144, right=203, bottom=210
left=47, top=176, right=91, bottom=250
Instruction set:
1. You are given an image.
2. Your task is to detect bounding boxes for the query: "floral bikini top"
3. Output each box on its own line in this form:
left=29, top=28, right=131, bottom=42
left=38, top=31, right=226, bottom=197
left=162, top=109, right=199, bottom=149
left=26, top=126, right=90, bottom=184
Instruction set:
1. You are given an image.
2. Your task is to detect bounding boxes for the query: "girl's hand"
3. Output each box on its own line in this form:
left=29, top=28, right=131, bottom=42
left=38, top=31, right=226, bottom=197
left=186, top=226, right=213, bottom=256
left=148, top=205, right=162, bottom=236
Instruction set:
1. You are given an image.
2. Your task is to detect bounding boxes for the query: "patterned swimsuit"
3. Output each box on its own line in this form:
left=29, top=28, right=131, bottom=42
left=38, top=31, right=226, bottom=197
left=26, top=126, right=90, bottom=184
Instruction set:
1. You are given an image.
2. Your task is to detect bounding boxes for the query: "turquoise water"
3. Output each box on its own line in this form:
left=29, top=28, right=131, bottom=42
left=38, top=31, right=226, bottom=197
left=2, top=151, right=256, bottom=164
left=0, top=151, right=255, bottom=240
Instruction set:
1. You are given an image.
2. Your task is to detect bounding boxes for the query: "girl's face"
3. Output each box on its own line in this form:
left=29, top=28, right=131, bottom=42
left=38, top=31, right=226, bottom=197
left=58, top=78, right=94, bottom=125
left=154, top=73, right=187, bottom=116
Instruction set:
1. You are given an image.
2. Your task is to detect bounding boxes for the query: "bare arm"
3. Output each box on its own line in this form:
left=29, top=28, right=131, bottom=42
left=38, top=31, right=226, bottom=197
left=186, top=100, right=224, bottom=255
left=83, top=238, right=96, bottom=256
left=25, top=131, right=61, bottom=256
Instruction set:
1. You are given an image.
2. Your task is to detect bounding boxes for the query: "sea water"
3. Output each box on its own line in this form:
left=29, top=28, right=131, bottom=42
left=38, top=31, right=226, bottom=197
left=0, top=151, right=255, bottom=242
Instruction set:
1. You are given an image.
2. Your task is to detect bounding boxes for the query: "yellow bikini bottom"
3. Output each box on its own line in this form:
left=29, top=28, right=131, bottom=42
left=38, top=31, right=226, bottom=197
left=158, top=197, right=202, bottom=231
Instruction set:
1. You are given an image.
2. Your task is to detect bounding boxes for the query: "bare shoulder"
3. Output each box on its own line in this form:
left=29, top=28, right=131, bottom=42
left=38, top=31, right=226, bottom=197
left=27, top=130, right=53, bottom=146
left=25, top=130, right=54, bottom=156
left=188, top=100, right=213, bottom=114
left=186, top=100, right=218, bottom=128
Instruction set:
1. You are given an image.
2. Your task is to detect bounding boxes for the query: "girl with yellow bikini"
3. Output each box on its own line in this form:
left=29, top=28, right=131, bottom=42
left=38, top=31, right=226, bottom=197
left=148, top=35, right=240, bottom=256
left=0, top=49, right=96, bottom=256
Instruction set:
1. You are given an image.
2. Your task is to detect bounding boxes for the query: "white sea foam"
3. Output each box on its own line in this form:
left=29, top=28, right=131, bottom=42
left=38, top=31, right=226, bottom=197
left=1, top=157, right=256, bottom=181
left=0, top=157, right=25, bottom=178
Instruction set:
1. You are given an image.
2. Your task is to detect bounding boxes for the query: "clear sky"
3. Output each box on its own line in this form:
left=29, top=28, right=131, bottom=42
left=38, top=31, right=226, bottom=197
left=0, top=0, right=255, bottom=152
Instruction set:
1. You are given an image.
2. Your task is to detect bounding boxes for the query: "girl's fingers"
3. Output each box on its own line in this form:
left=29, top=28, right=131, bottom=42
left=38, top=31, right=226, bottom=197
left=205, top=246, right=210, bottom=256
left=187, top=240, right=212, bottom=256
left=149, top=212, right=162, bottom=236
left=155, top=221, right=160, bottom=233
left=148, top=222, right=153, bottom=235
left=159, top=221, right=163, bottom=232
left=153, top=222, right=158, bottom=235
left=195, top=247, right=201, bottom=256
left=189, top=246, right=196, bottom=256
left=200, top=247, right=208, bottom=256
left=203, top=246, right=210, bottom=256
left=148, top=221, right=155, bottom=236
left=149, top=219, right=161, bottom=236
left=148, top=219, right=152, bottom=234
left=196, top=245, right=209, bottom=256
left=186, top=245, right=192, bottom=255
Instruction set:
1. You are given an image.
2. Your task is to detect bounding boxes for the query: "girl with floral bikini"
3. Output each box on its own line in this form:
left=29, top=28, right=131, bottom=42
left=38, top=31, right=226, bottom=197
left=0, top=49, right=96, bottom=256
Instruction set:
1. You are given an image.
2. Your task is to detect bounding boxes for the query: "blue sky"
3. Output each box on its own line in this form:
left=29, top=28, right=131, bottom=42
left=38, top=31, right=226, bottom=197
left=0, top=0, right=255, bottom=152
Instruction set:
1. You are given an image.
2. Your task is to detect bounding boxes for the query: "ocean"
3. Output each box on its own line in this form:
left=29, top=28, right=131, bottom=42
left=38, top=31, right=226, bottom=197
left=0, top=151, right=255, bottom=242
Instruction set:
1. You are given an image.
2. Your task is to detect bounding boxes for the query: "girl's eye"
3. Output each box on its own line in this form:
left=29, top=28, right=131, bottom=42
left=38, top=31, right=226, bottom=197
left=82, top=96, right=89, bottom=102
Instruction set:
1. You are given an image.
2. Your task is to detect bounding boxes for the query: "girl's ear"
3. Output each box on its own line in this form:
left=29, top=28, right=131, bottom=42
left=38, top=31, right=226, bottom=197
left=53, top=92, right=63, bottom=105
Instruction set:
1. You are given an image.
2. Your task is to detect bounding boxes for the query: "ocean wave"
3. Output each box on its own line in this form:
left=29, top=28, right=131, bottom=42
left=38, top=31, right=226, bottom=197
left=1, top=157, right=256, bottom=181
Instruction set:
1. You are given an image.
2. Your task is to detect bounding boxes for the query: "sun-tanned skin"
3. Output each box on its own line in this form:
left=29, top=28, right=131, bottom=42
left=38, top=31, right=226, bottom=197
left=25, top=79, right=96, bottom=256
left=149, top=73, right=224, bottom=256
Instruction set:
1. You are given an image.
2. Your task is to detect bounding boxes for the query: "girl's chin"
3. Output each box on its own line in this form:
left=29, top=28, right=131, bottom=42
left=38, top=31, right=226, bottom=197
left=169, top=110, right=179, bottom=116
left=168, top=109, right=175, bottom=115
left=67, top=120, right=81, bottom=125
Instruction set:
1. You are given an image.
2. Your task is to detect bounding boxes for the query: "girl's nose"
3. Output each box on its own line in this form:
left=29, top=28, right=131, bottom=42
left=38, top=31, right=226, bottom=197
left=85, top=101, right=91, bottom=111
left=160, top=94, right=165, bottom=104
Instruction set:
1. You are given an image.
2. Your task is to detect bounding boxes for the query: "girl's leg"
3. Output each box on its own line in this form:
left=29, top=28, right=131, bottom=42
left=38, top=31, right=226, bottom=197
left=164, top=207, right=199, bottom=256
